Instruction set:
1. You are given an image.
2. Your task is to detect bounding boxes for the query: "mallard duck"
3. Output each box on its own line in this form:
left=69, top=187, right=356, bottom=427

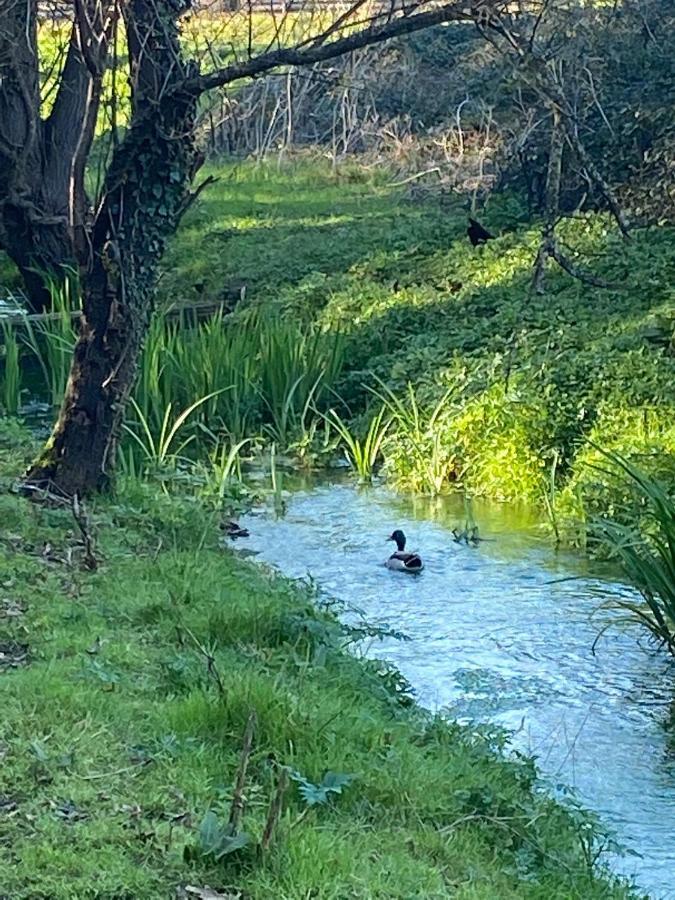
left=453, top=525, right=492, bottom=545
left=385, top=529, right=424, bottom=573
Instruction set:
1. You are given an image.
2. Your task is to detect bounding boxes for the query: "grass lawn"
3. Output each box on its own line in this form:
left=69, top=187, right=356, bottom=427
left=0, top=423, right=635, bottom=899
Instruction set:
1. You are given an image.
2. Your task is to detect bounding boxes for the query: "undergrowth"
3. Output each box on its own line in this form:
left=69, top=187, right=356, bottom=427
left=160, top=160, right=675, bottom=524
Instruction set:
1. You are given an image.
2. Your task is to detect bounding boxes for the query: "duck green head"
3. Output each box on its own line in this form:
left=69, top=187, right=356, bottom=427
left=388, top=529, right=406, bottom=552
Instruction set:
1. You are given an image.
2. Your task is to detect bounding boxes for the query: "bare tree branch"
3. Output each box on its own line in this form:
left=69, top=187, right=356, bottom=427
left=189, top=2, right=479, bottom=94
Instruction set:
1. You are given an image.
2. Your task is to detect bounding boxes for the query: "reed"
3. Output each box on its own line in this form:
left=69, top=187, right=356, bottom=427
left=371, top=376, right=457, bottom=495
left=198, top=436, right=252, bottom=502
left=593, top=450, right=675, bottom=656
left=20, top=273, right=78, bottom=407
left=131, top=308, right=343, bottom=452
left=326, top=406, right=391, bottom=482
left=542, top=449, right=561, bottom=547
left=269, top=442, right=287, bottom=518
left=122, top=392, right=225, bottom=474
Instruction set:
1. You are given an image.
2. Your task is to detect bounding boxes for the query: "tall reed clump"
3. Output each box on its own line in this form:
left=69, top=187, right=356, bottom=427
left=257, top=312, right=343, bottom=447
left=326, top=406, right=391, bottom=482
left=593, top=450, right=675, bottom=656
left=125, top=307, right=344, bottom=470
left=372, top=377, right=458, bottom=495
left=21, top=272, right=78, bottom=407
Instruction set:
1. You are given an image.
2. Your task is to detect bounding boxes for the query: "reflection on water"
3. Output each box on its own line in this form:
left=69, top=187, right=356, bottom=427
left=240, top=480, right=675, bottom=899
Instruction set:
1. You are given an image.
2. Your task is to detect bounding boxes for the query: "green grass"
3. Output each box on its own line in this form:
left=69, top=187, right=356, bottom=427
left=0, top=424, right=636, bottom=899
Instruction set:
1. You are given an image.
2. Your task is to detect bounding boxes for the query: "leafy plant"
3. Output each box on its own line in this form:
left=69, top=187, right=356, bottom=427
left=185, top=810, right=250, bottom=862
left=289, top=769, right=355, bottom=807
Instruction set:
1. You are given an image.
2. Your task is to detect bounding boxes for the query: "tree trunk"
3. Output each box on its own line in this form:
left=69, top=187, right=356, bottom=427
left=0, top=0, right=112, bottom=311
left=23, top=3, right=199, bottom=496
left=0, top=202, right=77, bottom=311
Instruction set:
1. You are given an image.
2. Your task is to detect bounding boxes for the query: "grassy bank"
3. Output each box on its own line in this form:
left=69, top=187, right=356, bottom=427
left=0, top=423, right=635, bottom=899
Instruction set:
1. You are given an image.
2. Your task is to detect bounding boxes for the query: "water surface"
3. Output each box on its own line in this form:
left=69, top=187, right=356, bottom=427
left=240, top=480, right=675, bottom=898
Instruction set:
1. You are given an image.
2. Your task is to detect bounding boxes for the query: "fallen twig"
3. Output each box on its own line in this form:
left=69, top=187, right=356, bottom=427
left=72, top=493, right=98, bottom=571
left=182, top=626, right=225, bottom=696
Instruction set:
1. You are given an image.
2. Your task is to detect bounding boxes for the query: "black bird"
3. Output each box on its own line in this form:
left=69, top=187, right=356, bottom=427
left=220, top=520, right=249, bottom=539
left=467, top=218, right=494, bottom=247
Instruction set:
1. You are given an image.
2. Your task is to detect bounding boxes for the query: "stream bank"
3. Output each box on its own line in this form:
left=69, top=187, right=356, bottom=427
left=0, top=431, right=639, bottom=899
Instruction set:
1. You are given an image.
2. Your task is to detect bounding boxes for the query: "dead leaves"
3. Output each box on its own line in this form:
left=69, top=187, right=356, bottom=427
left=51, top=798, right=89, bottom=824
left=0, top=598, right=25, bottom=620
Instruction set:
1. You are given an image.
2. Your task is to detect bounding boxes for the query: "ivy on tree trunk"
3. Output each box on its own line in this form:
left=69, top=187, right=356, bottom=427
left=24, top=0, right=199, bottom=495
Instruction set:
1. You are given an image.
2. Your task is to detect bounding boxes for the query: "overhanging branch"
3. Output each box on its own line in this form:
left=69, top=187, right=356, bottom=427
left=188, top=2, right=478, bottom=94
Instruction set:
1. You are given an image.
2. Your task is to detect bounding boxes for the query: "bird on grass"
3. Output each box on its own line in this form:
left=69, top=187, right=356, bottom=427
left=467, top=218, right=494, bottom=247
left=385, top=529, right=424, bottom=573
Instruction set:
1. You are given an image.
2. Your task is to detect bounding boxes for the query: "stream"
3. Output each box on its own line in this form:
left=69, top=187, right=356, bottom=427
left=238, top=477, right=675, bottom=898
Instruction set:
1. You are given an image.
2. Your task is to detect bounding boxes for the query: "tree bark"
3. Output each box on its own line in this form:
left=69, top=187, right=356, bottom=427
left=0, top=0, right=62, bottom=310
left=24, top=0, right=199, bottom=496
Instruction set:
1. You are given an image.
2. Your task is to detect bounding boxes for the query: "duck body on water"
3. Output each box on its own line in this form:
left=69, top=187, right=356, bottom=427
left=385, top=529, right=424, bottom=573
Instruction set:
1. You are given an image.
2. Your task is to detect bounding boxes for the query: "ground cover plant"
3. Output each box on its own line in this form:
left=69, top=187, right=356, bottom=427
left=0, top=423, right=638, bottom=899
